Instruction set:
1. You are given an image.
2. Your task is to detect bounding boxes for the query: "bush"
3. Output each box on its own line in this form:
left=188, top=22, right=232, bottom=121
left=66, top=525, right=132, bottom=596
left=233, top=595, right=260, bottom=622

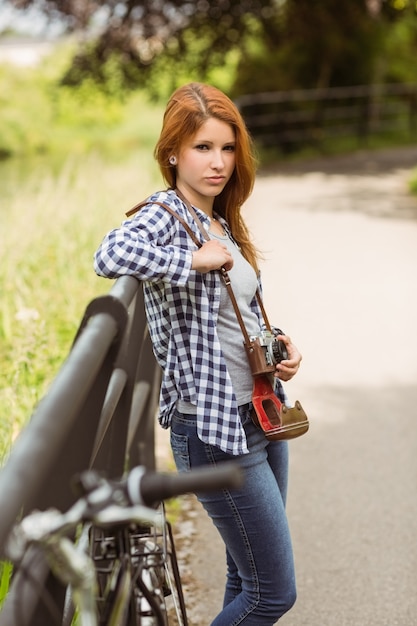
left=0, top=65, right=53, bottom=157
left=0, top=41, right=165, bottom=159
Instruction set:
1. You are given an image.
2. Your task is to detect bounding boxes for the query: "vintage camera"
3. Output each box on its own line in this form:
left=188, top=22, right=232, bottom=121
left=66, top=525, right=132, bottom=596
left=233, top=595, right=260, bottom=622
left=250, top=330, right=288, bottom=367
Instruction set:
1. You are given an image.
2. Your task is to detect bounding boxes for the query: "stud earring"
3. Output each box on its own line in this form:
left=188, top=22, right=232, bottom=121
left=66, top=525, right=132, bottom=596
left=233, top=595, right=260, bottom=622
left=169, top=155, right=177, bottom=166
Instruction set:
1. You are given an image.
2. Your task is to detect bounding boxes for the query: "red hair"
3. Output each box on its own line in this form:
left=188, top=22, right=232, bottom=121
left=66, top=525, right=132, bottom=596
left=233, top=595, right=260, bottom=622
left=154, top=83, right=259, bottom=272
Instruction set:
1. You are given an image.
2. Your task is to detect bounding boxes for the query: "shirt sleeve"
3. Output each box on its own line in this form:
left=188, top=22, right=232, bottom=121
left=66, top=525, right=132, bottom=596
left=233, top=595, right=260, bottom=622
left=93, top=202, right=194, bottom=285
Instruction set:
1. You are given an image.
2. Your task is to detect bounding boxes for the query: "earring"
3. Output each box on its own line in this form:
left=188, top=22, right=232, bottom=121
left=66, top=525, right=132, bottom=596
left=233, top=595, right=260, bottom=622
left=169, top=155, right=177, bottom=166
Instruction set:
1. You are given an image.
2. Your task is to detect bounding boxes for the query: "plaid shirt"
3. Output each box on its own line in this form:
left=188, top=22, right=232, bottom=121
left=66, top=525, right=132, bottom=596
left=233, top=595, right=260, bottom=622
left=94, top=189, right=281, bottom=455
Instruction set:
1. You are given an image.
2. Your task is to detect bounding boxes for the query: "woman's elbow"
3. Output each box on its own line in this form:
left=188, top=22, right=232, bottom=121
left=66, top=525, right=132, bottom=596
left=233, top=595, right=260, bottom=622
left=93, top=253, right=116, bottom=279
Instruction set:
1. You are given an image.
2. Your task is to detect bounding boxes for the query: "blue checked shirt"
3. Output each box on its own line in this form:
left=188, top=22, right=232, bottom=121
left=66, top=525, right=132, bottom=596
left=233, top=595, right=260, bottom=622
left=94, top=189, right=283, bottom=455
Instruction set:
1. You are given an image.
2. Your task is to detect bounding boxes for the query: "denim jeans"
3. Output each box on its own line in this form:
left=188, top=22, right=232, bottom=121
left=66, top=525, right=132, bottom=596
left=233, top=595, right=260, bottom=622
left=170, top=403, right=296, bottom=625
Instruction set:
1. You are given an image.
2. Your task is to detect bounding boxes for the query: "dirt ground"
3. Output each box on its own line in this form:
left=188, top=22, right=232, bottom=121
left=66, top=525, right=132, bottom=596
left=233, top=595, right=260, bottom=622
left=157, top=145, right=417, bottom=626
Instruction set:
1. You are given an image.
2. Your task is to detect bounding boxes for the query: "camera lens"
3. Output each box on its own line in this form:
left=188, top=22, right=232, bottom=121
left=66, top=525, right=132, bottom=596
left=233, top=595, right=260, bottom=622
left=271, top=339, right=288, bottom=364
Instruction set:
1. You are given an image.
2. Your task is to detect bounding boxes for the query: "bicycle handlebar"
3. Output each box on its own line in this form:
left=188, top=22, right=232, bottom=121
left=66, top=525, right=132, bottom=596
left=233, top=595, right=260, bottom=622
left=126, top=462, right=244, bottom=507
left=6, top=463, right=244, bottom=562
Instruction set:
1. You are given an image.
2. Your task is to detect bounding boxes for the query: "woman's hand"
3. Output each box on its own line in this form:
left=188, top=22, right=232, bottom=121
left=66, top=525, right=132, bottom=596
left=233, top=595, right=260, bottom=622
left=274, top=334, right=302, bottom=382
left=192, top=240, right=233, bottom=273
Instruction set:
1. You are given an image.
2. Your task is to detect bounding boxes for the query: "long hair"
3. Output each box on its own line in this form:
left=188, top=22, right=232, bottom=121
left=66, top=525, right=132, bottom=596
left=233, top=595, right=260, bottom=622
left=154, top=83, right=260, bottom=272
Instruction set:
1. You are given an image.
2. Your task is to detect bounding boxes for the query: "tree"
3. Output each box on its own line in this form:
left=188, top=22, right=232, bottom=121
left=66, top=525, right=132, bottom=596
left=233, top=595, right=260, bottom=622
left=233, top=0, right=382, bottom=95
left=7, top=0, right=417, bottom=97
left=7, top=0, right=278, bottom=94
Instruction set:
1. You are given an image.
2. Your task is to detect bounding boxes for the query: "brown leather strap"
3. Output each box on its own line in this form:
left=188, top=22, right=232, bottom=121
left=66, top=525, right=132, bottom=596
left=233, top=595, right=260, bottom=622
left=174, top=188, right=211, bottom=242
left=255, top=292, right=272, bottom=332
left=178, top=191, right=272, bottom=332
left=175, top=189, right=256, bottom=345
left=127, top=195, right=205, bottom=247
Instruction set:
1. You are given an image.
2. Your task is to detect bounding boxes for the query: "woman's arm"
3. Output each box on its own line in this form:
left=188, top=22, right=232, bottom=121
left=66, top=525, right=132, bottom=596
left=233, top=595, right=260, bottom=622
left=93, top=203, right=193, bottom=285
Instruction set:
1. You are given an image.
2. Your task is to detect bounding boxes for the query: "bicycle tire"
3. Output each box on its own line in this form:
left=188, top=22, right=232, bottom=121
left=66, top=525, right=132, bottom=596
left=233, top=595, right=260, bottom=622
left=129, top=516, right=188, bottom=626
left=89, top=512, right=188, bottom=626
left=89, top=526, right=135, bottom=626
left=162, top=521, right=188, bottom=626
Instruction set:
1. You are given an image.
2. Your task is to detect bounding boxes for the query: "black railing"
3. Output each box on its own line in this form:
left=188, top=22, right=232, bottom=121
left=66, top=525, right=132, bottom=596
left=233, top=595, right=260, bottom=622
left=0, top=275, right=161, bottom=625
left=235, top=83, right=417, bottom=151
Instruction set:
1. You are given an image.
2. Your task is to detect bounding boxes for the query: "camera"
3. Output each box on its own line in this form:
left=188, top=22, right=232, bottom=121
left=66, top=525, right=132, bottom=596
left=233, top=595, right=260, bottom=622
left=249, top=330, right=288, bottom=367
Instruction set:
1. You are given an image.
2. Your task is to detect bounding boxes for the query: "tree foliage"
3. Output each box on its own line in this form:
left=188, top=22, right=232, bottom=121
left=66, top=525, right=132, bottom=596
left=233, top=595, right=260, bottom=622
left=8, top=1, right=276, bottom=92
left=233, top=0, right=381, bottom=95
left=7, top=0, right=417, bottom=97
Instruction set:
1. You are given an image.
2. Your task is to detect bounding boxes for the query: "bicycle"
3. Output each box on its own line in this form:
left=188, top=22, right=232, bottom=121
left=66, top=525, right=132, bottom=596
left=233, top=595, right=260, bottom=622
left=4, top=462, right=243, bottom=626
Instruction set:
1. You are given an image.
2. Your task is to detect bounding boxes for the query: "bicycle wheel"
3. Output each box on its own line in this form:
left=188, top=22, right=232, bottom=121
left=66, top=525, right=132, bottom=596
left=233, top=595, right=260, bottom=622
left=90, top=506, right=188, bottom=626
left=129, top=514, right=188, bottom=626
left=91, top=526, right=139, bottom=626
left=161, top=520, right=189, bottom=626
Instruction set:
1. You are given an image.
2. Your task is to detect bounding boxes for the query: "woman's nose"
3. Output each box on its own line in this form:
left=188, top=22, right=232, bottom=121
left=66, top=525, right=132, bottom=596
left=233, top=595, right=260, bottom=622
left=211, top=150, right=225, bottom=169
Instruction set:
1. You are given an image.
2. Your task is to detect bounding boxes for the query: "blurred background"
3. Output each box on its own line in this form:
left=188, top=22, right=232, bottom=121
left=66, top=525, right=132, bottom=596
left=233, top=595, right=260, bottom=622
left=1, top=0, right=417, bottom=513
left=1, top=2, right=416, bottom=620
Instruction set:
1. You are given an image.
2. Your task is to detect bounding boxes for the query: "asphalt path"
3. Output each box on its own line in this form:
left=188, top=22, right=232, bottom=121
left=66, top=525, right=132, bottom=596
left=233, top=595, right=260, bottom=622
left=158, top=146, right=417, bottom=626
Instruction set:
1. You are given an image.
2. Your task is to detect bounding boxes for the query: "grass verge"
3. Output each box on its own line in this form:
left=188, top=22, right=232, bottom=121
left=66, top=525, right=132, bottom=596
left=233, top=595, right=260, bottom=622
left=0, top=149, right=162, bottom=463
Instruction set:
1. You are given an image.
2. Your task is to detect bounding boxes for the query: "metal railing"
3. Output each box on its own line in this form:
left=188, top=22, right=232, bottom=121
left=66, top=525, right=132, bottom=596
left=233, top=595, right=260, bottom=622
left=235, top=83, right=417, bottom=150
left=0, top=275, right=161, bottom=625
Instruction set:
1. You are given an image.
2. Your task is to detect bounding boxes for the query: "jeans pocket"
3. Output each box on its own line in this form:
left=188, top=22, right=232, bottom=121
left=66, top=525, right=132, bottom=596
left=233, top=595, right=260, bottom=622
left=170, top=430, right=191, bottom=472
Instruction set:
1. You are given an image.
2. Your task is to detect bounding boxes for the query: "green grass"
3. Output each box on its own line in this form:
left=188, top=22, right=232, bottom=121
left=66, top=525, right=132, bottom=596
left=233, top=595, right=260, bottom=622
left=0, top=562, right=12, bottom=608
left=0, top=148, right=163, bottom=463
left=0, top=64, right=166, bottom=464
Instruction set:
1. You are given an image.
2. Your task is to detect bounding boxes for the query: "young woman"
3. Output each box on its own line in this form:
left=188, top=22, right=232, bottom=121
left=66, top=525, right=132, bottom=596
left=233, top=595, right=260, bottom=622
left=94, top=82, right=302, bottom=625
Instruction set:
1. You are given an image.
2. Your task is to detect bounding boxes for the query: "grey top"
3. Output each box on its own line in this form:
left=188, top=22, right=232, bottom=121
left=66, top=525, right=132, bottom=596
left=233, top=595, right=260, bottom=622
left=177, top=226, right=260, bottom=413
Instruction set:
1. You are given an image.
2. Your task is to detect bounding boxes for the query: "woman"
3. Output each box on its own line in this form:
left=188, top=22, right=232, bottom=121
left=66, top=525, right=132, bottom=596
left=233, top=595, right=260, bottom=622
left=94, top=82, right=302, bottom=625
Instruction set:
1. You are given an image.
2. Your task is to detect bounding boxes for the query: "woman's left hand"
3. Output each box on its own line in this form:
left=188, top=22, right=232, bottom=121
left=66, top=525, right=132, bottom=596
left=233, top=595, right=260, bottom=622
left=274, top=334, right=302, bottom=382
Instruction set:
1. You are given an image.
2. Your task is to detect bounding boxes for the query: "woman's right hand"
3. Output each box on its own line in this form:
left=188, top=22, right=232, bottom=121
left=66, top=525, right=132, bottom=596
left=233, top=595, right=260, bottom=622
left=191, top=240, right=234, bottom=273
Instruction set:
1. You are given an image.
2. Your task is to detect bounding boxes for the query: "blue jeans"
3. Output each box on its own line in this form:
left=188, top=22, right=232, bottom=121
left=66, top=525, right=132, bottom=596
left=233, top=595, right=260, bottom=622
left=170, top=403, right=296, bottom=625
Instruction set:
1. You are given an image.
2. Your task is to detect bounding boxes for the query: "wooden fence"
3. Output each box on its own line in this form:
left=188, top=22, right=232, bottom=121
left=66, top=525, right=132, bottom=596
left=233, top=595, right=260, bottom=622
left=235, top=83, right=417, bottom=151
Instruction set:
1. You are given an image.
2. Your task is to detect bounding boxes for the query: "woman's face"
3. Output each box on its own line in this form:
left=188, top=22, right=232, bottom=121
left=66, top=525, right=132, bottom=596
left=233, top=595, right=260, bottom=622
left=176, top=117, right=236, bottom=213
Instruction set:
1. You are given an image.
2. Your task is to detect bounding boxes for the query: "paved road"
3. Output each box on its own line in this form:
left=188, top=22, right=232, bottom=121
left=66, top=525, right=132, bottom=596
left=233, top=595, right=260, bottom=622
left=158, top=146, right=417, bottom=626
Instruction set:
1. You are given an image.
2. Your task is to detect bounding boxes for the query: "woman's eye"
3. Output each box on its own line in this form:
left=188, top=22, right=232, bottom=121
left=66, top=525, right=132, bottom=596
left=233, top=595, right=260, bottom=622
left=193, top=143, right=235, bottom=152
